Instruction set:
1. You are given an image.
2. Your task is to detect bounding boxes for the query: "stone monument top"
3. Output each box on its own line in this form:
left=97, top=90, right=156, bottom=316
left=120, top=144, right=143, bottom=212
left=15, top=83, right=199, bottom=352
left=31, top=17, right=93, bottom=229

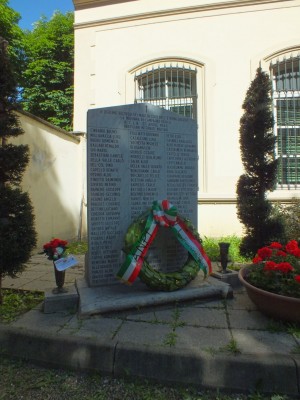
left=87, top=103, right=198, bottom=287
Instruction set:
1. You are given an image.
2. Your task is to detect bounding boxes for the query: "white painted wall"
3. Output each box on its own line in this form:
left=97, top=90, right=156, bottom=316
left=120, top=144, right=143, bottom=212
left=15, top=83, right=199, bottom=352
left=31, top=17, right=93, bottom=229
left=11, top=111, right=87, bottom=249
left=73, top=0, right=300, bottom=237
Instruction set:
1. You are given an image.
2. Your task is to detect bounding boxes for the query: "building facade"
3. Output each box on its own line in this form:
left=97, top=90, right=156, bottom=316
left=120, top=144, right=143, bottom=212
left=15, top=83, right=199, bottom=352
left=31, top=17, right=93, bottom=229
left=73, top=0, right=300, bottom=237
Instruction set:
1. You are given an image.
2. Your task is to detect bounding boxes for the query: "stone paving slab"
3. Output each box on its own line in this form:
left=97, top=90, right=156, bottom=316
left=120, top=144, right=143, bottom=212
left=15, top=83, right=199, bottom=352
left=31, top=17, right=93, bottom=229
left=10, top=308, right=74, bottom=334
left=2, top=254, right=85, bottom=291
left=231, top=329, right=298, bottom=355
left=178, top=306, right=228, bottom=328
left=226, top=290, right=258, bottom=310
left=175, top=325, right=232, bottom=350
left=116, top=320, right=173, bottom=346
left=227, top=309, right=272, bottom=330
left=1, top=254, right=300, bottom=396
left=125, top=309, right=168, bottom=323
left=60, top=318, right=122, bottom=342
left=188, top=298, right=227, bottom=309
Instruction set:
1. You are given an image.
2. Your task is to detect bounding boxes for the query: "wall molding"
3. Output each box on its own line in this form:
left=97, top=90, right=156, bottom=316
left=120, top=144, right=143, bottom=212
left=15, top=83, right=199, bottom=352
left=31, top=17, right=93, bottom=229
left=128, top=57, right=204, bottom=74
left=74, top=0, right=295, bottom=29
left=264, top=45, right=300, bottom=62
left=198, top=196, right=300, bottom=205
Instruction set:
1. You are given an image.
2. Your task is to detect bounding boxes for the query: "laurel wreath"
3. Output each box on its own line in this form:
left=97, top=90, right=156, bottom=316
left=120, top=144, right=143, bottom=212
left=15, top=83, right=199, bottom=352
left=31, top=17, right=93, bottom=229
left=123, top=212, right=202, bottom=291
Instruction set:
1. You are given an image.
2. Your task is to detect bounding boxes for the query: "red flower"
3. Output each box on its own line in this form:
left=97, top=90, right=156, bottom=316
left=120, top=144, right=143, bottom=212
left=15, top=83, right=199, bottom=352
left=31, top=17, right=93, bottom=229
left=44, top=238, right=68, bottom=249
left=276, top=250, right=287, bottom=257
left=263, top=261, right=277, bottom=271
left=285, top=240, right=300, bottom=257
left=276, top=262, right=294, bottom=273
left=42, top=238, right=68, bottom=260
left=252, top=256, right=263, bottom=264
left=288, top=248, right=300, bottom=257
left=251, top=241, right=300, bottom=298
left=257, top=247, right=272, bottom=260
left=269, top=242, right=283, bottom=249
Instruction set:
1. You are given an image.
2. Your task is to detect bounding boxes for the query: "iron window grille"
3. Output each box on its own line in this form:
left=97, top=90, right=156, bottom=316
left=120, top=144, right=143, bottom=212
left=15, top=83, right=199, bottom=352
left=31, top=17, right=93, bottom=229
left=134, top=64, right=197, bottom=120
left=270, top=55, right=300, bottom=188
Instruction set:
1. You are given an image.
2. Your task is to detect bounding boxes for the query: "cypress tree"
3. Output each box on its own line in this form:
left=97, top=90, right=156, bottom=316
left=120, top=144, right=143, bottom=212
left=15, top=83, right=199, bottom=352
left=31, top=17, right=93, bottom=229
left=0, top=37, right=36, bottom=303
left=236, top=67, right=284, bottom=257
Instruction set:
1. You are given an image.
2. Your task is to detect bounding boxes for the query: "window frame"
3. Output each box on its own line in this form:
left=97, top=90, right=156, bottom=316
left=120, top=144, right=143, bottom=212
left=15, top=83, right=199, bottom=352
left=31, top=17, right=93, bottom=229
left=128, top=58, right=207, bottom=193
left=270, top=55, right=300, bottom=189
left=134, top=63, right=198, bottom=121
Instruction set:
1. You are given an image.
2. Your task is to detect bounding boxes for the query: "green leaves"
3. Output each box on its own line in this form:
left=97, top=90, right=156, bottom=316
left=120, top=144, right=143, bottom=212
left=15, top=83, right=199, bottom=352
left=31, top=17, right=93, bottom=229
left=0, top=0, right=25, bottom=76
left=0, top=144, right=29, bottom=184
left=0, top=289, right=44, bottom=323
left=20, top=11, right=74, bottom=131
left=0, top=37, right=36, bottom=291
left=237, top=67, right=284, bottom=256
left=0, top=186, right=37, bottom=275
left=0, top=4, right=74, bottom=131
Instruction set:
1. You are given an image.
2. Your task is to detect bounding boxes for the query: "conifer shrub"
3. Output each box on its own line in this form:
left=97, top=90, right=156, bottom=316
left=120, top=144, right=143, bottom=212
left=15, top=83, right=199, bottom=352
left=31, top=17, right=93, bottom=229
left=0, top=37, right=36, bottom=303
left=236, top=67, right=284, bottom=257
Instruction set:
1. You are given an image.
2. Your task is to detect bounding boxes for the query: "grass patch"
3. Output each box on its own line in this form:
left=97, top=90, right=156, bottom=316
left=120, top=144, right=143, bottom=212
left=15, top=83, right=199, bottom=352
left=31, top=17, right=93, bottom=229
left=266, top=320, right=300, bottom=335
left=220, top=339, right=241, bottom=355
left=0, top=289, right=44, bottom=323
left=66, top=238, right=250, bottom=265
left=66, top=241, right=88, bottom=255
left=202, top=235, right=250, bottom=264
left=67, top=239, right=251, bottom=265
left=286, top=323, right=300, bottom=337
left=0, top=354, right=294, bottom=400
left=163, top=331, right=177, bottom=347
left=291, top=344, right=300, bottom=354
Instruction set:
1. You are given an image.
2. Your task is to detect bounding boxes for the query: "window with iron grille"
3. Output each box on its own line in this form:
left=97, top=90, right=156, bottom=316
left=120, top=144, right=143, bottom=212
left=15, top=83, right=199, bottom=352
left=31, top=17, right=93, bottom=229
left=134, top=64, right=197, bottom=120
left=270, top=55, right=300, bottom=188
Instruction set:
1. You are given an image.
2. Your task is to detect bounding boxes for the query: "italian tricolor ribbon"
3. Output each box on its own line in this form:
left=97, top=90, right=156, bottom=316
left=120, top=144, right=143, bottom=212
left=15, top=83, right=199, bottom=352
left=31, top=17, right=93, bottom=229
left=117, top=200, right=212, bottom=285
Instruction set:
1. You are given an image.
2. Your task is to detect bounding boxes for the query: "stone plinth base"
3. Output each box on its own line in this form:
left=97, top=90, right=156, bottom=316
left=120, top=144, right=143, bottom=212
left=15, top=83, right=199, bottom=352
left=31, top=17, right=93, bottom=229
left=43, top=285, right=79, bottom=313
left=76, top=275, right=233, bottom=318
left=211, top=269, right=241, bottom=289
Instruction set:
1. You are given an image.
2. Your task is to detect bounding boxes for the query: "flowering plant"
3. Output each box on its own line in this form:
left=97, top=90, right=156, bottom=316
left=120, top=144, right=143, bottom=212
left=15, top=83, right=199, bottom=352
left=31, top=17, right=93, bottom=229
left=43, top=238, right=68, bottom=261
left=248, top=240, right=300, bottom=298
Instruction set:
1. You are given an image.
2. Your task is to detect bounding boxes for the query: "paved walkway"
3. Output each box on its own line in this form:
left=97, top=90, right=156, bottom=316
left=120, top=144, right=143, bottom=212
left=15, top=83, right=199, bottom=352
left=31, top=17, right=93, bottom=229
left=1, top=253, right=300, bottom=396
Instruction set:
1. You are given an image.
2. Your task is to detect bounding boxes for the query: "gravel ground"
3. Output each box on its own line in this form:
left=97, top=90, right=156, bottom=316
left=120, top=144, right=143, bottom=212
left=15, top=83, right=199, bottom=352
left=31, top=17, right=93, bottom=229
left=0, top=355, right=294, bottom=400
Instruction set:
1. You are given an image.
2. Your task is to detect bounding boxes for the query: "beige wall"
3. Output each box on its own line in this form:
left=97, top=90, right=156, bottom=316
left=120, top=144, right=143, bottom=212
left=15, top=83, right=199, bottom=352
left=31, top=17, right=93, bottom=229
left=73, top=0, right=300, bottom=237
left=11, top=111, right=87, bottom=249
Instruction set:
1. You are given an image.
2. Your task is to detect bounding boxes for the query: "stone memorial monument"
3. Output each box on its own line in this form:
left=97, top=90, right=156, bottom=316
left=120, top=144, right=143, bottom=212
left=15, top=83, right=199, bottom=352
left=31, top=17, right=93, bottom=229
left=86, top=104, right=198, bottom=287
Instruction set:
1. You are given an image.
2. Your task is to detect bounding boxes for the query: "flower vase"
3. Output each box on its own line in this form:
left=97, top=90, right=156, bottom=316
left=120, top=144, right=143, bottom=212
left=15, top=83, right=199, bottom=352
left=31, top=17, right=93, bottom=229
left=53, top=262, right=68, bottom=294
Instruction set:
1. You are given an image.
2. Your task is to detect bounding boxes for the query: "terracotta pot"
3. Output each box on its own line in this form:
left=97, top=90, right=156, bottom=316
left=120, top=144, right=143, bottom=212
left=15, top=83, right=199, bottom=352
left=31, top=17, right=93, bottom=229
left=238, top=266, right=300, bottom=323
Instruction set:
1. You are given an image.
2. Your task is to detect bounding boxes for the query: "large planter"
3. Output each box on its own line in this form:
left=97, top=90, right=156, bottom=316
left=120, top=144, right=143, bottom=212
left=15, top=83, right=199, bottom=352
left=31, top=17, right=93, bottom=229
left=238, top=266, right=300, bottom=323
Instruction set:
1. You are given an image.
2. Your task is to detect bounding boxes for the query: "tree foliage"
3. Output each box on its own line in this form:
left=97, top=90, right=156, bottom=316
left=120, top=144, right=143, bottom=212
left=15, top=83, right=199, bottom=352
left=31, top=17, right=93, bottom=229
left=0, top=37, right=36, bottom=303
left=0, top=0, right=25, bottom=81
left=20, top=11, right=74, bottom=131
left=236, top=67, right=284, bottom=257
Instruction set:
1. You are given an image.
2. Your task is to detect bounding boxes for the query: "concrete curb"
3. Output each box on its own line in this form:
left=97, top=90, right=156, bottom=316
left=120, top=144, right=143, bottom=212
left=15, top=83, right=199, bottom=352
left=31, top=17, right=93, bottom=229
left=1, top=324, right=299, bottom=396
left=0, top=325, right=114, bottom=374
left=114, top=342, right=300, bottom=395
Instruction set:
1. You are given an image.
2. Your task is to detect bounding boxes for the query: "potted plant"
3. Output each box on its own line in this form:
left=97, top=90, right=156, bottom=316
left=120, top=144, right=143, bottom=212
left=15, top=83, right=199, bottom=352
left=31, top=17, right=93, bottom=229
left=238, top=240, right=300, bottom=323
left=43, top=238, right=68, bottom=293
